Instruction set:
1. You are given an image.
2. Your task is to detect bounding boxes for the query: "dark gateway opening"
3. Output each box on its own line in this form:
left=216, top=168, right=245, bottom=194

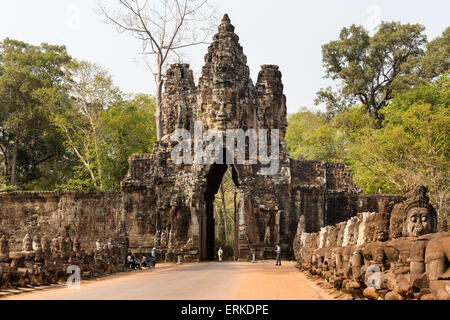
left=201, top=160, right=240, bottom=261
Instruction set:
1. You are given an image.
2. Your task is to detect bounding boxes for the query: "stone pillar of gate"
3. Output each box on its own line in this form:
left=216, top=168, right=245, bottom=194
left=234, top=201, right=239, bottom=261
left=190, top=197, right=202, bottom=262
left=237, top=190, right=251, bottom=260
left=194, top=190, right=214, bottom=262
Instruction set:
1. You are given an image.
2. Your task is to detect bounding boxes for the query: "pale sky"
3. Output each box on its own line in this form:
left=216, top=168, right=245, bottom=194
left=0, top=0, right=448, bottom=113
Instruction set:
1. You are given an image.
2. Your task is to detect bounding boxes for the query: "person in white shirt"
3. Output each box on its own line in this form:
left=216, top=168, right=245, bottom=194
left=218, top=247, right=223, bottom=262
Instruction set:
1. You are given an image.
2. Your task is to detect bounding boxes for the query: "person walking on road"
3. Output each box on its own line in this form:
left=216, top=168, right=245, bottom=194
left=275, top=244, right=281, bottom=266
left=151, top=247, right=157, bottom=267
left=218, top=247, right=223, bottom=262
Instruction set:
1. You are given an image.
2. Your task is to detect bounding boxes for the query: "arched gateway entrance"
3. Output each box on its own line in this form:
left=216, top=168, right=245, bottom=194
left=201, top=163, right=240, bottom=261
left=120, top=15, right=365, bottom=263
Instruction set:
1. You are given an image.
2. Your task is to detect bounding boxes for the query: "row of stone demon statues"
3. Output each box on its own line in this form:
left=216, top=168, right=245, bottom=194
left=294, top=186, right=450, bottom=300
left=0, top=222, right=129, bottom=291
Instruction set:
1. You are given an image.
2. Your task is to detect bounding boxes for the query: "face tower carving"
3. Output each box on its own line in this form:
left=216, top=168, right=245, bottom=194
left=197, top=14, right=254, bottom=132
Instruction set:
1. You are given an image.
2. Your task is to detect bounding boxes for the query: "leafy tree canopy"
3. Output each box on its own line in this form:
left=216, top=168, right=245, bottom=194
left=0, top=39, right=157, bottom=191
left=316, top=21, right=430, bottom=123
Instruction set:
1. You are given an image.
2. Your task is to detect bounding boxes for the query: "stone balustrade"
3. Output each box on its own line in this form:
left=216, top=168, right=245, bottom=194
left=0, top=222, right=129, bottom=291
left=293, top=186, right=450, bottom=300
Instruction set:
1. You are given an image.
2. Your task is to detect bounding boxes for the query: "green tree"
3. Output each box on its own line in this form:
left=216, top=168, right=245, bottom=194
left=36, top=60, right=123, bottom=190
left=0, top=39, right=157, bottom=191
left=99, top=0, right=217, bottom=141
left=349, top=77, right=449, bottom=228
left=99, top=93, right=157, bottom=189
left=0, top=38, right=71, bottom=187
left=214, top=167, right=239, bottom=248
left=421, top=27, right=450, bottom=80
left=316, top=22, right=427, bottom=124
left=38, top=67, right=157, bottom=191
left=285, top=108, right=343, bottom=162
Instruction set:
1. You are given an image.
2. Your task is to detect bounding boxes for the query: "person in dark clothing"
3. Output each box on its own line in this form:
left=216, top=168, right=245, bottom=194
left=141, top=255, right=148, bottom=268
left=127, top=255, right=141, bottom=269
left=275, top=244, right=281, bottom=266
left=151, top=247, right=157, bottom=267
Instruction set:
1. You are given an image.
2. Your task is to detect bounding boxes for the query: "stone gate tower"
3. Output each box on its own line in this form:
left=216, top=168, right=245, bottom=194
left=121, top=15, right=365, bottom=262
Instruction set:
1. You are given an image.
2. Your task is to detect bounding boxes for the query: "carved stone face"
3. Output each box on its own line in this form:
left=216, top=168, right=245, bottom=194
left=0, top=236, right=8, bottom=255
left=73, top=238, right=81, bottom=252
left=40, top=236, right=48, bottom=251
left=23, top=234, right=33, bottom=252
left=335, top=251, right=342, bottom=268
left=351, top=250, right=363, bottom=267
left=405, top=207, right=433, bottom=237
left=107, top=239, right=113, bottom=250
left=50, top=238, right=59, bottom=253
left=32, top=240, right=41, bottom=251
left=95, top=239, right=103, bottom=251
left=58, top=236, right=65, bottom=250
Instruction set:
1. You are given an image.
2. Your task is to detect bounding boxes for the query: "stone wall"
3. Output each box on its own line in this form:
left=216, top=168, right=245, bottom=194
left=294, top=186, right=450, bottom=300
left=288, top=159, right=403, bottom=235
left=0, top=191, right=122, bottom=252
left=0, top=221, right=129, bottom=290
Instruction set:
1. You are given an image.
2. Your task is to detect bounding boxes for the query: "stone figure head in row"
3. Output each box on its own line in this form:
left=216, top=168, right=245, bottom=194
left=41, top=235, right=51, bottom=253
left=0, top=234, right=8, bottom=256
left=402, top=186, right=437, bottom=237
left=32, top=235, right=41, bottom=251
left=23, top=233, right=33, bottom=252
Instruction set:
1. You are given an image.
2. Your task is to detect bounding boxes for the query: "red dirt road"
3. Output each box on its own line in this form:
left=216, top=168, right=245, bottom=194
left=2, top=261, right=334, bottom=300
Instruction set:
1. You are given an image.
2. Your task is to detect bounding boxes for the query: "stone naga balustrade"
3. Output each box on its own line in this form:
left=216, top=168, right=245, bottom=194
left=0, top=222, right=129, bottom=291
left=293, top=186, right=450, bottom=300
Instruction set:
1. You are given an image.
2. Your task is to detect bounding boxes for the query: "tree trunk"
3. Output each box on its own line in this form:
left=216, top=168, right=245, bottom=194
left=0, top=143, right=8, bottom=179
left=374, top=111, right=384, bottom=129
left=60, top=125, right=98, bottom=189
left=220, top=182, right=228, bottom=243
left=93, top=129, right=103, bottom=190
left=82, top=101, right=103, bottom=190
left=214, top=205, right=220, bottom=240
left=155, top=53, right=164, bottom=141
left=53, top=158, right=59, bottom=185
left=10, top=136, right=18, bottom=186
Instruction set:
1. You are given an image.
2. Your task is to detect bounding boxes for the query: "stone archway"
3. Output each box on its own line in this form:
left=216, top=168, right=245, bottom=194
left=200, top=163, right=240, bottom=261
left=120, top=15, right=366, bottom=263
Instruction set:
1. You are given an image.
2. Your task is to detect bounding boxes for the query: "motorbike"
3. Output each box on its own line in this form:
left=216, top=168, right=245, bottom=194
left=141, top=257, right=156, bottom=269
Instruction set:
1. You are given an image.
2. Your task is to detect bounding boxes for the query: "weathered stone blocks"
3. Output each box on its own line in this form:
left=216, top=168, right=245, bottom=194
left=294, top=186, right=449, bottom=300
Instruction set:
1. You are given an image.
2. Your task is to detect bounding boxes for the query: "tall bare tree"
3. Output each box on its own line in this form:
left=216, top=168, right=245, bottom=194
left=219, top=181, right=228, bottom=243
left=99, top=0, right=217, bottom=140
